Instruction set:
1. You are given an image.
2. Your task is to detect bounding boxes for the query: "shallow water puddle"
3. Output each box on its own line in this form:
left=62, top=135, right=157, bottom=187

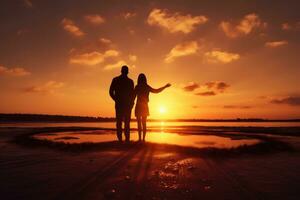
left=33, top=130, right=261, bottom=149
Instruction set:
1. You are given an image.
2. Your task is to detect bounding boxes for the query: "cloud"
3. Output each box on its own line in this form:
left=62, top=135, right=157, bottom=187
left=183, top=81, right=230, bottom=96
left=220, top=13, right=265, bottom=38
left=70, top=50, right=119, bottom=66
left=281, top=22, right=300, bottom=31
left=104, top=50, right=119, bottom=57
left=215, top=81, right=230, bottom=92
left=265, top=40, right=288, bottom=48
left=147, top=8, right=208, bottom=34
left=204, top=81, right=216, bottom=89
left=195, top=91, right=216, bottom=96
left=204, top=81, right=230, bottom=93
left=122, top=12, right=137, bottom=20
left=24, top=0, right=33, bottom=8
left=61, top=18, right=84, bottom=37
left=127, top=27, right=135, bottom=35
left=270, top=96, right=300, bottom=106
left=0, top=66, right=31, bottom=76
left=205, top=50, right=240, bottom=63
left=17, top=29, right=30, bottom=36
left=24, top=81, right=64, bottom=94
left=281, top=23, right=292, bottom=31
left=182, top=82, right=199, bottom=92
left=99, top=38, right=112, bottom=45
left=129, top=55, right=137, bottom=62
left=223, top=105, right=252, bottom=109
left=84, top=14, right=105, bottom=25
left=104, top=60, right=135, bottom=70
left=165, top=41, right=198, bottom=63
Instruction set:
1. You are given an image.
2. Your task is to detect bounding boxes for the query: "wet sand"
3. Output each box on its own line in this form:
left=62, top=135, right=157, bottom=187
left=0, top=126, right=300, bottom=200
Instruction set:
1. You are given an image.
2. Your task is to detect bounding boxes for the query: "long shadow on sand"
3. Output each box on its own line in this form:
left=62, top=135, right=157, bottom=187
left=8, top=127, right=298, bottom=199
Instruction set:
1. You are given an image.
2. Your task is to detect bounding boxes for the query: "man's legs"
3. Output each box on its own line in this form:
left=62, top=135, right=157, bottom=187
left=116, top=116, right=122, bottom=141
left=115, top=105, right=123, bottom=142
left=124, top=109, right=131, bottom=142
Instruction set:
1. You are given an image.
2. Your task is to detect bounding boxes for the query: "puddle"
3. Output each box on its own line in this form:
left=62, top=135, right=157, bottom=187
left=32, top=130, right=261, bottom=149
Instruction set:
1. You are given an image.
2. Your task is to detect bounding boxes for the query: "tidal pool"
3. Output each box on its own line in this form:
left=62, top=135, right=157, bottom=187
left=33, top=130, right=261, bottom=149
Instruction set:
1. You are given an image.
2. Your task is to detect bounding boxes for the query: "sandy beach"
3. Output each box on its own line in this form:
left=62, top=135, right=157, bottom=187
left=1, top=125, right=300, bottom=200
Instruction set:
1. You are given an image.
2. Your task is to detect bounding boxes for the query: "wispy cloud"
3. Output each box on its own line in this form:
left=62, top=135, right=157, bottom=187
left=165, top=41, right=199, bottom=63
left=23, top=81, right=64, bottom=94
left=223, top=105, right=252, bottom=109
left=98, top=37, right=115, bottom=49
left=220, top=13, right=265, bottom=38
left=182, top=82, right=199, bottom=92
left=147, top=8, right=208, bottom=34
left=17, top=29, right=30, bottom=36
left=121, top=12, right=137, bottom=20
left=183, top=81, right=230, bottom=97
left=281, top=22, right=300, bottom=31
left=84, top=14, right=105, bottom=25
left=0, top=65, right=31, bottom=76
left=204, top=81, right=230, bottom=93
left=281, top=23, right=291, bottom=31
left=70, top=50, right=119, bottom=66
left=205, top=50, right=240, bottom=63
left=195, top=91, right=216, bottom=96
left=129, top=55, right=137, bottom=62
left=61, top=18, right=84, bottom=37
left=99, top=38, right=112, bottom=45
left=265, top=40, right=288, bottom=48
left=270, top=96, right=300, bottom=106
left=104, top=60, right=135, bottom=70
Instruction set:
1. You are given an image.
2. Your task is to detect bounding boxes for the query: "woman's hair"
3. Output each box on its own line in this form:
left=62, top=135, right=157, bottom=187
left=137, top=73, right=147, bottom=86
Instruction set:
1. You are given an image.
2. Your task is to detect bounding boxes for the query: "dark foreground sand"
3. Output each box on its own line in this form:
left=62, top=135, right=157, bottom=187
left=0, top=126, right=300, bottom=200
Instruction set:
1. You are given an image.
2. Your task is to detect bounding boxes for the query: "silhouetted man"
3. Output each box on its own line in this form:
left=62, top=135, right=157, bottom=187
left=109, top=66, right=134, bottom=142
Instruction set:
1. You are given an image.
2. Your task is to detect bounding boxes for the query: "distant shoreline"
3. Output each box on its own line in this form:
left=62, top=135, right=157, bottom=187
left=0, top=113, right=299, bottom=123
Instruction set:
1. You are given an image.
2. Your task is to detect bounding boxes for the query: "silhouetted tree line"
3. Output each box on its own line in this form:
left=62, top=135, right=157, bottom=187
left=0, top=114, right=299, bottom=123
left=0, top=114, right=114, bottom=122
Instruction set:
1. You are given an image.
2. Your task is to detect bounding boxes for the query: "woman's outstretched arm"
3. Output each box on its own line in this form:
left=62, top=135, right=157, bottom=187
left=149, top=83, right=171, bottom=93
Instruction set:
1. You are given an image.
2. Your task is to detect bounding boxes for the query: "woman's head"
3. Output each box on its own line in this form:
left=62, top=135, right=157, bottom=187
left=137, top=73, right=147, bottom=85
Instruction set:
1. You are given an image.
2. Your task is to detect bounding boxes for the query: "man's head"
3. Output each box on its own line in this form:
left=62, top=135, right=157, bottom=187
left=121, top=65, right=129, bottom=75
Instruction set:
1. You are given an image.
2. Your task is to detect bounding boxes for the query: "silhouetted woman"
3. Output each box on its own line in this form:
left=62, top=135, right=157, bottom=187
left=134, top=73, right=171, bottom=142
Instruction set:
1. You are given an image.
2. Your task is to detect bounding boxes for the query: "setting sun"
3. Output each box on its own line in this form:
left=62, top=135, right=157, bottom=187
left=159, top=106, right=167, bottom=114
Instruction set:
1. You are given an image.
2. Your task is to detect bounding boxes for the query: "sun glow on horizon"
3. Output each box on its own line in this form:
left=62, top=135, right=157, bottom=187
left=159, top=105, right=167, bottom=114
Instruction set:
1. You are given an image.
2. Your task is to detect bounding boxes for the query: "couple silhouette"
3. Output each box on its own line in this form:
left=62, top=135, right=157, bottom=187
left=109, top=65, right=171, bottom=142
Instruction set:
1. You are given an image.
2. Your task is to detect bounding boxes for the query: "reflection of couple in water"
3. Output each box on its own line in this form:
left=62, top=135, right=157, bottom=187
left=109, top=65, right=171, bottom=142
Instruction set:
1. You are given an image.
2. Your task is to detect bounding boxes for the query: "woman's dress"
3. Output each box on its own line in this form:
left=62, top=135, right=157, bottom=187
left=134, top=84, right=150, bottom=117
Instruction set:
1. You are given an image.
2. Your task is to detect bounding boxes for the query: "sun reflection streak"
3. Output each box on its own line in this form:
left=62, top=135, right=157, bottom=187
left=160, top=121, right=165, bottom=132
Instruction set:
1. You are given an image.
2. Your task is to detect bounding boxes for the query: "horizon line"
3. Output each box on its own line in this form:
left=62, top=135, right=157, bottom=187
left=0, top=113, right=299, bottom=121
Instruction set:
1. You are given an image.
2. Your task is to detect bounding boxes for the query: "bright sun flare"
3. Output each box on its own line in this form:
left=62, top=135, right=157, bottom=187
left=159, top=106, right=167, bottom=114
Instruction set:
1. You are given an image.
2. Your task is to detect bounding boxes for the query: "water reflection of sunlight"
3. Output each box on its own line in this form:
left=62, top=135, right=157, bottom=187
left=160, top=121, right=165, bottom=131
left=34, top=130, right=261, bottom=149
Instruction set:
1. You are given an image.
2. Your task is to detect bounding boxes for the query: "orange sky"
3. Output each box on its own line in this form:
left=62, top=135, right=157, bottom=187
left=0, top=0, right=300, bottom=119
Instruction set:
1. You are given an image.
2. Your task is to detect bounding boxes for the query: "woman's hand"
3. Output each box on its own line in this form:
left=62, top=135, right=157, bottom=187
left=165, top=83, right=171, bottom=88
